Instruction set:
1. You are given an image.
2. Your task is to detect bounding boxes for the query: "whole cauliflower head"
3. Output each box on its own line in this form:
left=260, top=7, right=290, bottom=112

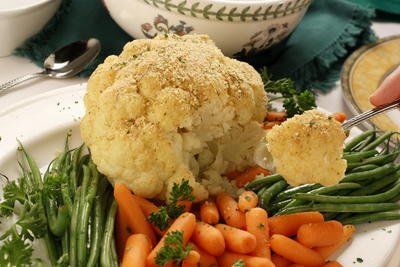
left=80, top=34, right=267, bottom=202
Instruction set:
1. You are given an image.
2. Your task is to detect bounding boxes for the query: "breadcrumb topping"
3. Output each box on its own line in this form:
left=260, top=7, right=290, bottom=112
left=80, top=34, right=267, bottom=201
left=266, top=109, right=347, bottom=186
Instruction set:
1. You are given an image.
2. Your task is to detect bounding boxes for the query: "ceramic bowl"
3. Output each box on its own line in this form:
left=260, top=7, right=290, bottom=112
left=103, top=0, right=311, bottom=56
left=0, top=0, right=61, bottom=57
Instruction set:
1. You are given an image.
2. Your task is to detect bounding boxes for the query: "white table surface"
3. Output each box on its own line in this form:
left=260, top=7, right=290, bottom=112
left=0, top=20, right=400, bottom=266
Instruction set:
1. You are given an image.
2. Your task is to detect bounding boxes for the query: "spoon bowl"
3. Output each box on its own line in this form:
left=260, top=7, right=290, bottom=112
left=0, top=38, right=101, bottom=91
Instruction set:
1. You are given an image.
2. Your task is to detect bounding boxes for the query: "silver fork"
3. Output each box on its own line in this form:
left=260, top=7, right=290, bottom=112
left=342, top=98, right=400, bottom=130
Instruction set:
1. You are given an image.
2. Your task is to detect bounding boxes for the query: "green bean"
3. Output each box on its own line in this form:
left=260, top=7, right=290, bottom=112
left=69, top=144, right=84, bottom=197
left=43, top=231, right=59, bottom=266
left=86, top=196, right=103, bottom=267
left=361, top=132, right=398, bottom=151
left=343, top=150, right=378, bottom=163
left=349, top=164, right=379, bottom=173
left=344, top=130, right=375, bottom=152
left=348, top=170, right=400, bottom=196
left=259, top=180, right=288, bottom=209
left=347, top=152, right=399, bottom=169
left=47, top=205, right=69, bottom=237
left=339, top=211, right=400, bottom=224
left=256, top=186, right=267, bottom=199
left=101, top=200, right=117, bottom=267
left=352, top=132, right=377, bottom=152
left=294, top=179, right=400, bottom=203
left=341, top=163, right=397, bottom=182
left=69, top=187, right=81, bottom=267
left=269, top=199, right=292, bottom=214
left=283, top=183, right=361, bottom=210
left=274, top=184, right=322, bottom=202
left=246, top=174, right=283, bottom=190
left=77, top=162, right=100, bottom=266
left=61, top=183, right=73, bottom=216
left=277, top=203, right=400, bottom=215
left=61, top=230, right=70, bottom=262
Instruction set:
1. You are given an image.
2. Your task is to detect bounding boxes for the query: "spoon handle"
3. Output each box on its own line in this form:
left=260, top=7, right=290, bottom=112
left=0, top=72, right=46, bottom=92
left=342, top=98, right=400, bottom=130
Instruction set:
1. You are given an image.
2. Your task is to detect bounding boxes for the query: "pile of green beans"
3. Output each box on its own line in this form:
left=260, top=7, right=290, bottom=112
left=42, top=141, right=117, bottom=267
left=246, top=130, right=400, bottom=224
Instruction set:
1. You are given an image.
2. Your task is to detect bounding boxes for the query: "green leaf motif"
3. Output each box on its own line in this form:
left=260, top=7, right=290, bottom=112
left=203, top=4, right=213, bottom=20
left=140, top=0, right=311, bottom=22
left=216, top=6, right=226, bottom=21
left=190, top=2, right=200, bottom=17
left=228, top=7, right=237, bottom=22
left=177, top=1, right=186, bottom=15
left=240, top=6, right=250, bottom=22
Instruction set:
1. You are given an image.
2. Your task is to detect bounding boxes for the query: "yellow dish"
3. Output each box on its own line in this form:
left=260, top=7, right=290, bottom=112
left=341, top=35, right=400, bottom=135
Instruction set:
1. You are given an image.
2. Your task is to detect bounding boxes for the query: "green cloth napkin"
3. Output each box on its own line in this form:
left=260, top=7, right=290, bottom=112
left=15, top=0, right=376, bottom=92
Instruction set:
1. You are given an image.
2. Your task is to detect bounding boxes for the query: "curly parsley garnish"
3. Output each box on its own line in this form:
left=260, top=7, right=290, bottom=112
left=148, top=179, right=194, bottom=231
left=260, top=67, right=316, bottom=118
left=155, top=230, right=192, bottom=266
left=231, top=259, right=245, bottom=267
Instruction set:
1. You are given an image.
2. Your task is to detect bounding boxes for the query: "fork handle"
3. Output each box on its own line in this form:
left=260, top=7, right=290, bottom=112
left=342, top=98, right=400, bottom=130
left=0, top=72, right=46, bottom=92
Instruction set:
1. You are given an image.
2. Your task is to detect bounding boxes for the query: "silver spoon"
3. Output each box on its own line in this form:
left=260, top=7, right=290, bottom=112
left=0, top=38, right=101, bottom=91
left=342, top=97, right=400, bottom=130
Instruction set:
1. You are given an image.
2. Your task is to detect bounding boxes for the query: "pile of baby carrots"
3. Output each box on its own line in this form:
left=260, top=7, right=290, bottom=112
left=113, top=182, right=354, bottom=267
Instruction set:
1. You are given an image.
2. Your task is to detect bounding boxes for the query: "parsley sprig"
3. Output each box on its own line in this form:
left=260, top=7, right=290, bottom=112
left=154, top=230, right=192, bottom=266
left=260, top=67, right=316, bottom=117
left=148, top=180, right=194, bottom=231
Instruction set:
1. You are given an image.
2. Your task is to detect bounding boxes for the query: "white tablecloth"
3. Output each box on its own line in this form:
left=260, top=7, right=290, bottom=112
left=0, top=20, right=399, bottom=266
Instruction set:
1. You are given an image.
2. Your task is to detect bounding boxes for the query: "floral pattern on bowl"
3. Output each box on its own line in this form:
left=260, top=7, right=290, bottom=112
left=141, top=15, right=194, bottom=38
left=234, top=23, right=290, bottom=57
left=104, top=0, right=312, bottom=56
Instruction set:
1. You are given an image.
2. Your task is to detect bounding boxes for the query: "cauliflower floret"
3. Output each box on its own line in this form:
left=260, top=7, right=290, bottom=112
left=80, top=34, right=267, bottom=201
left=266, top=109, right=347, bottom=186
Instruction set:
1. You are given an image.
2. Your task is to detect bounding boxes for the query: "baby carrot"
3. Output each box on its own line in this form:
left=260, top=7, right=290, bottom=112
left=217, top=251, right=276, bottom=267
left=266, top=111, right=288, bottom=122
left=147, top=212, right=196, bottom=267
left=121, top=234, right=152, bottom=267
left=288, top=264, right=306, bottom=267
left=268, top=211, right=324, bottom=236
left=314, top=225, right=356, bottom=259
left=190, top=242, right=218, bottom=267
left=297, top=220, right=344, bottom=248
left=178, top=200, right=193, bottom=212
left=182, top=250, right=201, bottom=267
left=331, top=112, right=347, bottom=123
left=115, top=206, right=133, bottom=261
left=271, top=253, right=292, bottom=267
left=131, top=194, right=165, bottom=236
left=245, top=208, right=270, bottom=258
left=235, top=166, right=272, bottom=188
left=114, top=183, right=157, bottom=245
left=263, top=121, right=281, bottom=130
left=215, top=192, right=246, bottom=229
left=200, top=198, right=220, bottom=225
left=270, top=234, right=325, bottom=267
left=192, top=222, right=225, bottom=256
left=238, top=191, right=258, bottom=212
left=131, top=194, right=159, bottom=216
left=224, top=170, right=243, bottom=180
left=215, top=224, right=256, bottom=254
left=322, top=261, right=343, bottom=267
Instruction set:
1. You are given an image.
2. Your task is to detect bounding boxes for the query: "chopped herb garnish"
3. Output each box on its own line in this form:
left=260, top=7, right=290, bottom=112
left=260, top=67, right=316, bottom=117
left=155, top=230, right=192, bottom=266
left=257, top=223, right=265, bottom=229
left=148, top=179, right=194, bottom=231
left=231, top=259, right=245, bottom=267
left=356, top=257, right=364, bottom=263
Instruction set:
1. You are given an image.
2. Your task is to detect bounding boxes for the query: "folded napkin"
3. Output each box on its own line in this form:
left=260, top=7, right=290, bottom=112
left=15, top=0, right=376, bottom=92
